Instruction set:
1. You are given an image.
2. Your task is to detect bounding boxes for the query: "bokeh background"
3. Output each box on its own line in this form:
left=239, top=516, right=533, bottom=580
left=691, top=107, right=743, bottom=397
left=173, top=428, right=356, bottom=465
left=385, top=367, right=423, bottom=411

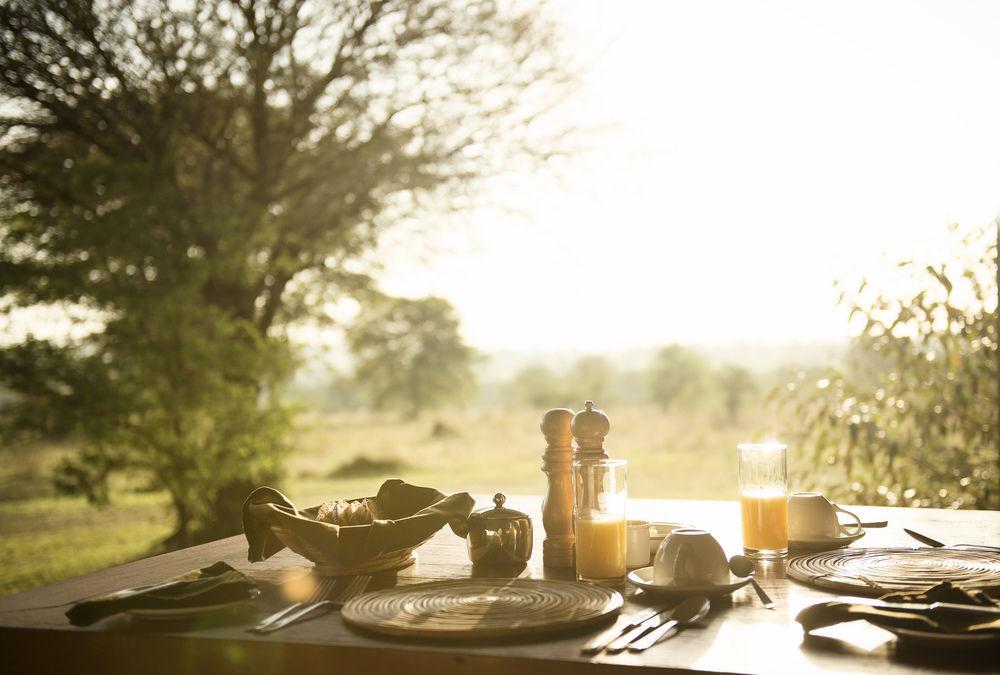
left=1, top=0, right=996, bottom=596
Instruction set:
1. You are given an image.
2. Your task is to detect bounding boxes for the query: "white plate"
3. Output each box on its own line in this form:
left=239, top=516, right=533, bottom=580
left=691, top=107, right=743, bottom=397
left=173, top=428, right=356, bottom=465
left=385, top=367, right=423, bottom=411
left=126, top=589, right=259, bottom=621
left=628, top=566, right=751, bottom=598
left=648, top=522, right=695, bottom=556
left=789, top=530, right=865, bottom=551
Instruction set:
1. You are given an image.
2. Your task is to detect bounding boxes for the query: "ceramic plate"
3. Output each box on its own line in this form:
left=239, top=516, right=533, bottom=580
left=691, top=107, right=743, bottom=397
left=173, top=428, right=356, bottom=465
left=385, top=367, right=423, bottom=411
left=789, top=530, right=865, bottom=551
left=648, top=522, right=695, bottom=556
left=628, top=566, right=751, bottom=598
left=126, top=589, right=259, bottom=620
left=873, top=622, right=1000, bottom=645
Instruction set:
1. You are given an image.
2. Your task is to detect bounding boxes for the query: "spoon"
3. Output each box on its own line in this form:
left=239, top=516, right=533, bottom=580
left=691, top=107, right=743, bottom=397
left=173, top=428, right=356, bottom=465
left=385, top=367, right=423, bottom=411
left=626, top=596, right=711, bottom=652
left=729, top=554, right=775, bottom=610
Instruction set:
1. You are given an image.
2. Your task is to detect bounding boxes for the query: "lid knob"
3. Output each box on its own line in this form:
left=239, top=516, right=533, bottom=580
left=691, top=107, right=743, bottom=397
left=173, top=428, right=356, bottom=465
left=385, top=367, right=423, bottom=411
left=493, top=493, right=506, bottom=509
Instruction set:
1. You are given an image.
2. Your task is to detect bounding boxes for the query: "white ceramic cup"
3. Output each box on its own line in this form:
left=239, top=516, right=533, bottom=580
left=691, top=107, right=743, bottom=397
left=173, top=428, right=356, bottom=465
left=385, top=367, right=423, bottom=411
left=626, top=520, right=652, bottom=568
left=653, top=528, right=730, bottom=586
left=788, top=492, right=863, bottom=539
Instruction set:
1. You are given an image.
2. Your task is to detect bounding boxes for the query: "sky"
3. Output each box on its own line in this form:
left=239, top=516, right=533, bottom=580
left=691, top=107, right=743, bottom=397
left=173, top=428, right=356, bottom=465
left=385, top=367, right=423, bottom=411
left=368, top=0, right=1000, bottom=352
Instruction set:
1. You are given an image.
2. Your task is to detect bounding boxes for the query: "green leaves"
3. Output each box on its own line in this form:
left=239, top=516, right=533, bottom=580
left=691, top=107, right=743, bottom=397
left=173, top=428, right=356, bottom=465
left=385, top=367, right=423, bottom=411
left=779, top=224, right=998, bottom=509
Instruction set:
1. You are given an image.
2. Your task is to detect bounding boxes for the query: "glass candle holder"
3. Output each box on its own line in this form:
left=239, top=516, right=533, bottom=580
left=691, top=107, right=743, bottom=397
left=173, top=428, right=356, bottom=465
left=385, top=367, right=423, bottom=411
left=737, top=442, right=788, bottom=560
left=573, top=458, right=627, bottom=582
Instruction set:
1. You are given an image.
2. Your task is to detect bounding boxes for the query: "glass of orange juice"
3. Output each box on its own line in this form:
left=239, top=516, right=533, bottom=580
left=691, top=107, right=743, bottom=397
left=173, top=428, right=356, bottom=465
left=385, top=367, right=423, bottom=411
left=737, top=442, right=788, bottom=559
left=573, top=459, right=627, bottom=582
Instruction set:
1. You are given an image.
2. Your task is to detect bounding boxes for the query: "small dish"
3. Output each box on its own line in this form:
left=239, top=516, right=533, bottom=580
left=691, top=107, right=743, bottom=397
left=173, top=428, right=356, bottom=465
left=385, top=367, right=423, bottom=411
left=648, top=521, right=694, bottom=556
left=126, top=589, right=260, bottom=621
left=628, top=566, right=751, bottom=598
left=789, top=530, right=865, bottom=551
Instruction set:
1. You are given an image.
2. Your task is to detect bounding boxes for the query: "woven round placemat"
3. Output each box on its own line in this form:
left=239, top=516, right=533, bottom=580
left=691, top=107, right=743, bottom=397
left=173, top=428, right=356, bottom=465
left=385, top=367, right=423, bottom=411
left=788, top=547, right=1000, bottom=596
left=341, top=579, right=623, bottom=639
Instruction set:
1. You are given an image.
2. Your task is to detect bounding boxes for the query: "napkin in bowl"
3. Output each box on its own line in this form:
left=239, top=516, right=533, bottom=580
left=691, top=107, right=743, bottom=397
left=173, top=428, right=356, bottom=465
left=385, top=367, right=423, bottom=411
left=795, top=581, right=1000, bottom=636
left=66, top=561, right=258, bottom=626
left=242, top=479, right=474, bottom=568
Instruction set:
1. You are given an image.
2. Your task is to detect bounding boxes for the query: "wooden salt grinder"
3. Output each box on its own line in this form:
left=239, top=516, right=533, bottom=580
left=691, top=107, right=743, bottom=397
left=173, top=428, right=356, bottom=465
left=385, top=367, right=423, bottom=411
left=540, top=408, right=575, bottom=568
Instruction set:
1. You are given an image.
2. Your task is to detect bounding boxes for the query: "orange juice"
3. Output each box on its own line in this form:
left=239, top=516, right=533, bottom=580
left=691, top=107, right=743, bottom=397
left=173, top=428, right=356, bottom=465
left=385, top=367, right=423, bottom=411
left=575, top=515, right=626, bottom=579
left=740, top=490, right=788, bottom=551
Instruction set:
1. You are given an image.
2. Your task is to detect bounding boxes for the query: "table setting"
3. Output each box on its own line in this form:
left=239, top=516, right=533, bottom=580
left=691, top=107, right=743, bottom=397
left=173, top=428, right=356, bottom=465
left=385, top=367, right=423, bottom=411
left=3, top=399, right=999, bottom=675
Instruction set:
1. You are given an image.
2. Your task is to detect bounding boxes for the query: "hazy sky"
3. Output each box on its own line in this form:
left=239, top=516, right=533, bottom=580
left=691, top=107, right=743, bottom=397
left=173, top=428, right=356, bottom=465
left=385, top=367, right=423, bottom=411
left=370, top=0, right=1000, bottom=352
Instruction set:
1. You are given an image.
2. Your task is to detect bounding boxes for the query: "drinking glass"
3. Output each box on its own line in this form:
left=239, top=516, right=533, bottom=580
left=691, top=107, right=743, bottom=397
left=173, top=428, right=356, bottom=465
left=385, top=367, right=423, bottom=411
left=737, top=442, right=788, bottom=559
left=573, top=459, right=627, bottom=582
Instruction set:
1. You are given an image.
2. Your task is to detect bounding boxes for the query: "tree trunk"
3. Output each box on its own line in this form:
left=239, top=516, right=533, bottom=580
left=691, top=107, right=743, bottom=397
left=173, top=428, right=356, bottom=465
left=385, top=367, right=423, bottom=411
left=163, top=490, right=192, bottom=549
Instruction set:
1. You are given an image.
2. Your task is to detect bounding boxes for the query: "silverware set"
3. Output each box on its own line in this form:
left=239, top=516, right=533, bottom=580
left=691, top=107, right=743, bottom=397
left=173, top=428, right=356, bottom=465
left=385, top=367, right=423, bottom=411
left=250, top=575, right=372, bottom=634
left=581, top=596, right=711, bottom=655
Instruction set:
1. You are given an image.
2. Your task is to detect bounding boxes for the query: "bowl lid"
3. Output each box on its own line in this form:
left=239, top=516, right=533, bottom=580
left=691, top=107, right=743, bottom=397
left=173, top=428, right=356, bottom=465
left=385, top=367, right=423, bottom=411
left=470, top=493, right=530, bottom=522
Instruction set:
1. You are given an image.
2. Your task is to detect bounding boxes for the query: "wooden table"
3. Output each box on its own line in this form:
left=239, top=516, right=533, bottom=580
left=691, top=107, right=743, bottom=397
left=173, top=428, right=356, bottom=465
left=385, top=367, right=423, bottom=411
left=1, top=497, right=998, bottom=675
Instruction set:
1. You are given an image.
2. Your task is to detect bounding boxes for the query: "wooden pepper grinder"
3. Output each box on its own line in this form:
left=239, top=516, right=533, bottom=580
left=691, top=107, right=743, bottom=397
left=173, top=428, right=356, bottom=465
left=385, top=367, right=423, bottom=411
left=572, top=400, right=610, bottom=461
left=540, top=408, right=575, bottom=568
left=571, top=401, right=611, bottom=560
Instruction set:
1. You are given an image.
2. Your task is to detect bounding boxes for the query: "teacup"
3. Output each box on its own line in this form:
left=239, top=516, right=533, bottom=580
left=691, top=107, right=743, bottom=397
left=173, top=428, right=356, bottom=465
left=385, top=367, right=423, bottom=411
left=626, top=520, right=652, bottom=568
left=653, top=528, right=730, bottom=587
left=788, top=492, right=862, bottom=539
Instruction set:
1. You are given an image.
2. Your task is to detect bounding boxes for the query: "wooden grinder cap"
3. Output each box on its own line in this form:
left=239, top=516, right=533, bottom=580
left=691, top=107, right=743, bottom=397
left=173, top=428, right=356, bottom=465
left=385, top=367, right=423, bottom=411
left=571, top=400, right=610, bottom=457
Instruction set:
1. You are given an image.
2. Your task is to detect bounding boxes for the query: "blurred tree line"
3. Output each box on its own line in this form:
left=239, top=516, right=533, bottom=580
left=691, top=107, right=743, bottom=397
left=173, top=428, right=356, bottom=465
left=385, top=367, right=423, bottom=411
left=499, top=348, right=761, bottom=424
left=309, top=343, right=768, bottom=426
left=0, top=0, right=568, bottom=545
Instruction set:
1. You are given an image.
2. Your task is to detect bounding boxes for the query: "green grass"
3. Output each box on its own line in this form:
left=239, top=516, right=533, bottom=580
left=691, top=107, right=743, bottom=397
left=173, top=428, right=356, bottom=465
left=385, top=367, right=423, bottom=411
left=0, top=405, right=769, bottom=597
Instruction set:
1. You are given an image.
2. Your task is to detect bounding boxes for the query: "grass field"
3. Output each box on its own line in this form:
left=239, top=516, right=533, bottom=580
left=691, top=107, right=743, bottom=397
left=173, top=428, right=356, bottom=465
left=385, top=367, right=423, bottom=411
left=0, top=405, right=772, bottom=597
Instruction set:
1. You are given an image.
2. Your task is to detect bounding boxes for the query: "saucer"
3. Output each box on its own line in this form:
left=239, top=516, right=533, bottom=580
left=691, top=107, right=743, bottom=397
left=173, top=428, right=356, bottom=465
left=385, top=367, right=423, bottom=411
left=789, top=530, right=865, bottom=551
left=627, top=566, right=751, bottom=598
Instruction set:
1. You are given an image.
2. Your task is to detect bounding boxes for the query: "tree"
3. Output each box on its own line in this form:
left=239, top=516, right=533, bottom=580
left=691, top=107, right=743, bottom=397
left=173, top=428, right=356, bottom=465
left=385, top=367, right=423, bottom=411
left=565, top=355, right=616, bottom=404
left=646, top=344, right=710, bottom=410
left=508, top=364, right=565, bottom=408
left=716, top=363, right=757, bottom=425
left=346, top=295, right=476, bottom=418
left=779, top=224, right=998, bottom=509
left=0, top=1, right=567, bottom=544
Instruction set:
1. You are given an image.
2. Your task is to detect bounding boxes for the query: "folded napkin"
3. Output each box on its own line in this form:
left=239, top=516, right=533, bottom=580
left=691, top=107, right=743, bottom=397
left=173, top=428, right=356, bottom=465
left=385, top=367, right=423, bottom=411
left=242, top=479, right=474, bottom=567
left=796, top=581, right=1000, bottom=635
left=66, top=561, right=258, bottom=626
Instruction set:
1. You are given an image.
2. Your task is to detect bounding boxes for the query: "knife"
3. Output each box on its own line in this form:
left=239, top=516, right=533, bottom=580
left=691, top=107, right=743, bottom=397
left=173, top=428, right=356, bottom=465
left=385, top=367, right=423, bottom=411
left=903, top=528, right=945, bottom=547
left=834, top=596, right=1000, bottom=618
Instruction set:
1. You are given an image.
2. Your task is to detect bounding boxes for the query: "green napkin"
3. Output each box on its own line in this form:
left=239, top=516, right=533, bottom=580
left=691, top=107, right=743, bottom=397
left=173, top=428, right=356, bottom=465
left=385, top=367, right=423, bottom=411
left=242, top=479, right=475, bottom=568
left=796, top=581, right=1000, bottom=635
left=66, top=561, right=258, bottom=626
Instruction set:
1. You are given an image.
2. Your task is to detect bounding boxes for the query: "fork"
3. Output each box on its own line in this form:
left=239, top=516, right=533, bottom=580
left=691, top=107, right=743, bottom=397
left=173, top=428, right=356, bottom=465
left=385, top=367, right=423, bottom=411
left=250, top=576, right=336, bottom=633
left=250, top=575, right=372, bottom=634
